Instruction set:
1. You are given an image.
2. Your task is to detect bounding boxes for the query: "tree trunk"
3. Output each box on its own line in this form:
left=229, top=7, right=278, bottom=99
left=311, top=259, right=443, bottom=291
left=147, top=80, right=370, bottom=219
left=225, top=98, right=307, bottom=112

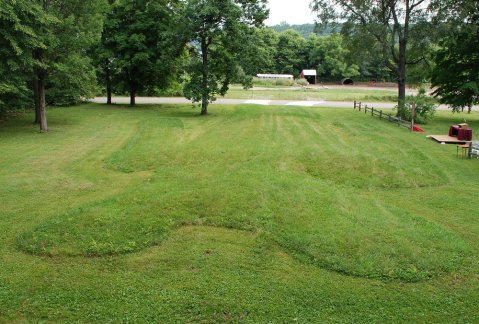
left=37, top=69, right=48, bottom=132
left=201, top=37, right=209, bottom=115
left=397, top=76, right=406, bottom=117
left=201, top=99, right=208, bottom=115
left=33, top=49, right=47, bottom=132
left=105, top=64, right=112, bottom=105
left=107, top=85, right=112, bottom=105
left=33, top=75, right=40, bottom=124
left=396, top=37, right=407, bottom=117
left=129, top=82, right=136, bottom=106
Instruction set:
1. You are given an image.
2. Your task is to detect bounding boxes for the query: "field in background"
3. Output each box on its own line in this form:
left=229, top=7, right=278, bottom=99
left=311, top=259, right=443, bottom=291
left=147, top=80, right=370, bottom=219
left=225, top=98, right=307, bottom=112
left=0, top=104, right=478, bottom=321
left=226, top=85, right=401, bottom=102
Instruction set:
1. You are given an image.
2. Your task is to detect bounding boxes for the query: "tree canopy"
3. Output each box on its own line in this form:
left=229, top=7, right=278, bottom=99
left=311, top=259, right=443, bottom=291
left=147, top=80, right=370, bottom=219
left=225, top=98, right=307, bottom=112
left=311, top=0, right=435, bottom=115
left=0, top=0, right=44, bottom=117
left=100, top=0, right=184, bottom=106
left=180, top=0, right=268, bottom=115
left=0, top=0, right=106, bottom=130
left=431, top=0, right=479, bottom=112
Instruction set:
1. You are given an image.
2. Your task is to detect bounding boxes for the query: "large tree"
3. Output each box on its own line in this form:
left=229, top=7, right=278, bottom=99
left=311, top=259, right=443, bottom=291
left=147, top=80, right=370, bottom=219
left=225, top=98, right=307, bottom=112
left=0, top=1, right=43, bottom=118
left=311, top=0, right=433, bottom=115
left=181, top=0, right=268, bottom=115
left=104, top=0, right=184, bottom=106
left=274, top=29, right=308, bottom=77
left=431, top=0, right=479, bottom=112
left=31, top=0, right=106, bottom=131
left=1, top=0, right=104, bottom=129
left=238, top=27, right=279, bottom=76
left=308, top=33, right=360, bottom=80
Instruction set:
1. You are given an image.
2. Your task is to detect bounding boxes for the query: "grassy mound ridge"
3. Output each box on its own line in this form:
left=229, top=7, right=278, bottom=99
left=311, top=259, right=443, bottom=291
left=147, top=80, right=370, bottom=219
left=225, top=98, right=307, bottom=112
left=15, top=105, right=478, bottom=283
left=17, top=185, right=470, bottom=281
left=15, top=110, right=471, bottom=281
left=272, top=190, right=471, bottom=282
left=16, top=194, right=175, bottom=257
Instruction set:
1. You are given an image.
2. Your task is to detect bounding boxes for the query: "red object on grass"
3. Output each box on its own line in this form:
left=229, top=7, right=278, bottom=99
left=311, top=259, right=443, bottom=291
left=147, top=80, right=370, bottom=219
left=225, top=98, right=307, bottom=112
left=449, top=125, right=460, bottom=136
left=457, top=128, right=473, bottom=141
left=413, top=125, right=425, bottom=132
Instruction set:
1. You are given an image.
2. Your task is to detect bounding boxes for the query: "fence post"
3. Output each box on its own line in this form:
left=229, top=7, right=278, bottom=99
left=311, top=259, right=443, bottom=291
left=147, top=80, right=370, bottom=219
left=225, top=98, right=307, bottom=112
left=359, top=102, right=362, bottom=111
left=371, top=107, right=374, bottom=116
left=365, top=105, right=367, bottom=114
left=380, top=110, right=383, bottom=119
left=354, top=101, right=357, bottom=110
left=411, top=102, right=416, bottom=132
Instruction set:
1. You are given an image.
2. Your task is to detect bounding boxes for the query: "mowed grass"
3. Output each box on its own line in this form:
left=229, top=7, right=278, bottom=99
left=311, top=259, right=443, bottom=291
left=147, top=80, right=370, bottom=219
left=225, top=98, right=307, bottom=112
left=224, top=86, right=399, bottom=102
left=1, top=103, right=479, bottom=322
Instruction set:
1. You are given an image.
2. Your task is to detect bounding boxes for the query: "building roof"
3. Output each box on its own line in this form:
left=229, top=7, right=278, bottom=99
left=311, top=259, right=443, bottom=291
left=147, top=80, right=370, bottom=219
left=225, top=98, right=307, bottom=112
left=257, top=74, right=294, bottom=79
left=302, top=69, right=317, bottom=76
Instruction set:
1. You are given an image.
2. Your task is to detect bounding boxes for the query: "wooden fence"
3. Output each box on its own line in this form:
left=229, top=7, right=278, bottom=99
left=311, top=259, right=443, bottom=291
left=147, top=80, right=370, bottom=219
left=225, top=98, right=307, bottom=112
left=353, top=101, right=415, bottom=131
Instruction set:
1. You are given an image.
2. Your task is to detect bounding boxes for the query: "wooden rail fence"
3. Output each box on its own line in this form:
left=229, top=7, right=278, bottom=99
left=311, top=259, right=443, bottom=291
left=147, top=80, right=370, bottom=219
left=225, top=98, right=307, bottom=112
left=353, top=101, right=416, bottom=131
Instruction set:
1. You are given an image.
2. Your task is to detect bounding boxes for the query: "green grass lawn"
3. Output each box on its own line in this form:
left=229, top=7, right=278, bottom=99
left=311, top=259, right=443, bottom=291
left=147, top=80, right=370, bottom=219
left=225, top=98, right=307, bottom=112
left=224, top=86, right=399, bottom=102
left=1, top=103, right=478, bottom=322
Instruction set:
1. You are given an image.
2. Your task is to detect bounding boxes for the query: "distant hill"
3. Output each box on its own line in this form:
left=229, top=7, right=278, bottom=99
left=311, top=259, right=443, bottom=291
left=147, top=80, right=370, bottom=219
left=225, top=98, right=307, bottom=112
left=269, top=23, right=316, bottom=38
left=269, top=22, right=338, bottom=38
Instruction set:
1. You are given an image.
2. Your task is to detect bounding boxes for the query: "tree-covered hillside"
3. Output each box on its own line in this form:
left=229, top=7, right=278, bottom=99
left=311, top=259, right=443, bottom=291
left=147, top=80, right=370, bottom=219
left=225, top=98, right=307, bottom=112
left=269, top=22, right=337, bottom=38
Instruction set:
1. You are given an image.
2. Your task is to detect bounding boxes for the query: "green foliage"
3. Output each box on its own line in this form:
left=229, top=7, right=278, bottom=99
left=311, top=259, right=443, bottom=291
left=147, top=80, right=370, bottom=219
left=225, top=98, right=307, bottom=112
left=103, top=0, right=185, bottom=104
left=311, top=0, right=439, bottom=113
left=274, top=29, right=307, bottom=77
left=250, top=77, right=291, bottom=87
left=308, top=33, right=360, bottom=79
left=0, top=0, right=43, bottom=114
left=181, top=0, right=268, bottom=113
left=239, top=27, right=278, bottom=75
left=0, top=0, right=107, bottom=120
left=239, top=26, right=367, bottom=81
left=341, top=23, right=394, bottom=81
left=398, top=87, right=437, bottom=124
left=273, top=79, right=295, bottom=86
left=35, top=0, right=107, bottom=102
left=295, top=79, right=310, bottom=86
left=431, top=12, right=479, bottom=112
left=46, top=55, right=99, bottom=106
left=270, top=22, right=317, bottom=38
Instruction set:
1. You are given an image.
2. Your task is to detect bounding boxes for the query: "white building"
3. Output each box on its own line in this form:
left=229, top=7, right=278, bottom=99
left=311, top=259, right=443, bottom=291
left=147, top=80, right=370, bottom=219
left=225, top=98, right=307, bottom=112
left=300, top=70, right=317, bottom=84
left=256, top=74, right=294, bottom=80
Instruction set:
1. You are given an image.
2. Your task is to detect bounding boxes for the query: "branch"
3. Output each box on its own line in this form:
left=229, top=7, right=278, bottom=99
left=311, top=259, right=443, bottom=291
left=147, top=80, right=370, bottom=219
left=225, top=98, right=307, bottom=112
left=409, top=0, right=427, bottom=12
left=341, top=2, right=369, bottom=25
left=406, top=56, right=426, bottom=65
left=390, top=1, right=404, bottom=40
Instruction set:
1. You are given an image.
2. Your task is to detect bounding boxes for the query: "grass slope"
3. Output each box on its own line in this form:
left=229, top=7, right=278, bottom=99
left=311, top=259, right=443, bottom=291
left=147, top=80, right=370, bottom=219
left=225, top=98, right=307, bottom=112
left=1, top=103, right=478, bottom=322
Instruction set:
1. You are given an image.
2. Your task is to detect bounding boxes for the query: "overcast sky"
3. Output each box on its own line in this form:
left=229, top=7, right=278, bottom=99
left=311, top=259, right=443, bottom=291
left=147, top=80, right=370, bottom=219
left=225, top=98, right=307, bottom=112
left=265, top=0, right=317, bottom=26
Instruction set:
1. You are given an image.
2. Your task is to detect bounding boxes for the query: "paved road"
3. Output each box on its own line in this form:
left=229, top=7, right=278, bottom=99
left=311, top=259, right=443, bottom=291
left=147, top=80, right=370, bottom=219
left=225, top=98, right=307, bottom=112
left=91, top=97, right=478, bottom=112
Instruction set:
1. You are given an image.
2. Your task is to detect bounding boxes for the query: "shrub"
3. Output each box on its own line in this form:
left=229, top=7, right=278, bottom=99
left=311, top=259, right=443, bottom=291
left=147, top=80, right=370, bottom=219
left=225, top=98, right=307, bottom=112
left=295, top=79, right=310, bottom=87
left=251, top=78, right=276, bottom=87
left=398, top=87, right=437, bottom=124
left=274, top=79, right=295, bottom=86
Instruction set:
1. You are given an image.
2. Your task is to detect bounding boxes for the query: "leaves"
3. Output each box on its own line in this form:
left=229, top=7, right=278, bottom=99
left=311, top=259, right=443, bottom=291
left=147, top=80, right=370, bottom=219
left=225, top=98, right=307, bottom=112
left=181, top=0, right=268, bottom=113
left=431, top=17, right=479, bottom=112
left=100, top=0, right=185, bottom=101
